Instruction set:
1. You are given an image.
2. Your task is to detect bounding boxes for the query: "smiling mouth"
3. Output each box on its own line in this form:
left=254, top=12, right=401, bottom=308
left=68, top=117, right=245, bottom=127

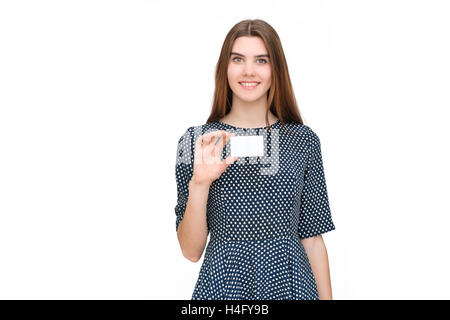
left=239, top=82, right=260, bottom=89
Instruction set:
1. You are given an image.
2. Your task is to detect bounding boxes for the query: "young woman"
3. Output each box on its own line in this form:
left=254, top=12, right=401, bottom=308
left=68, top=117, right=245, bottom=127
left=174, top=19, right=336, bottom=300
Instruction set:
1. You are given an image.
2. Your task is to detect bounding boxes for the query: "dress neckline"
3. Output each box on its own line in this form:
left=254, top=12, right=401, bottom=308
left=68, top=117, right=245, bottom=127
left=216, top=119, right=281, bottom=130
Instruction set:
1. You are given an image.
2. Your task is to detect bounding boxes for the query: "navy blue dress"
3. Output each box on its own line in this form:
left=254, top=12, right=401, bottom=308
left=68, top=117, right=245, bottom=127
left=174, top=120, right=336, bottom=300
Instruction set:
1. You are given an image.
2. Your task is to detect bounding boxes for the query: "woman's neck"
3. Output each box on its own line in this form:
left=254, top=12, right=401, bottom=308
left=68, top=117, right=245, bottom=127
left=220, top=99, right=278, bottom=128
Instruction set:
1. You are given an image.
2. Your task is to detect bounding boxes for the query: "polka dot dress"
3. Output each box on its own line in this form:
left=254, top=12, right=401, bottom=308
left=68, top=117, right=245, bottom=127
left=174, top=120, right=336, bottom=300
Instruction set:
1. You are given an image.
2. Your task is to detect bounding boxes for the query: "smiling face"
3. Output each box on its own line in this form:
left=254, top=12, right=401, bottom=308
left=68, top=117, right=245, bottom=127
left=227, top=36, right=272, bottom=104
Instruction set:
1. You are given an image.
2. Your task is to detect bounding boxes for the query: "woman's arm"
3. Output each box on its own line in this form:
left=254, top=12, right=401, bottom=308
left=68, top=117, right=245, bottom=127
left=177, top=179, right=210, bottom=262
left=301, top=235, right=333, bottom=300
left=176, top=130, right=237, bottom=263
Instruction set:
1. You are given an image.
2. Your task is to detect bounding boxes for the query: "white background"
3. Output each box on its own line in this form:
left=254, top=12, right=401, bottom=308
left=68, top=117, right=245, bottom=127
left=1, top=0, right=449, bottom=299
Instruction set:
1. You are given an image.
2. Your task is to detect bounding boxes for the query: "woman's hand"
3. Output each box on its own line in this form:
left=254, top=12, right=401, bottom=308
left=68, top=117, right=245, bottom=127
left=191, top=130, right=238, bottom=186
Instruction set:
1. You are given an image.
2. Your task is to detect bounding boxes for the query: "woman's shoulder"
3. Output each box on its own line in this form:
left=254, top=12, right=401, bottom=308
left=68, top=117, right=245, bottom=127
left=281, top=121, right=319, bottom=139
left=176, top=122, right=217, bottom=140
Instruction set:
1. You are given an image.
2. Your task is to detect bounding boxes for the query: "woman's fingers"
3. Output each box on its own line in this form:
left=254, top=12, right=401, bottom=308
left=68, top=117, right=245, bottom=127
left=202, top=130, right=223, bottom=145
left=213, top=131, right=234, bottom=157
left=202, top=130, right=225, bottom=164
left=195, top=130, right=236, bottom=165
left=194, top=135, right=204, bottom=165
left=202, top=132, right=215, bottom=146
left=195, top=131, right=219, bottom=162
left=224, top=155, right=239, bottom=165
left=213, top=131, right=236, bottom=159
left=211, top=131, right=226, bottom=160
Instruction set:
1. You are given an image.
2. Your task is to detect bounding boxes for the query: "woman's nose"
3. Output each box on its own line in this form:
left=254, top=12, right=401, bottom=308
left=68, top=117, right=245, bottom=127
left=243, top=62, right=255, bottom=75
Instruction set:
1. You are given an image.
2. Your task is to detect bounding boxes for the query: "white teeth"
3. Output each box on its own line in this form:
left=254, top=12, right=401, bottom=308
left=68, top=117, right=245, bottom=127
left=240, top=82, right=259, bottom=87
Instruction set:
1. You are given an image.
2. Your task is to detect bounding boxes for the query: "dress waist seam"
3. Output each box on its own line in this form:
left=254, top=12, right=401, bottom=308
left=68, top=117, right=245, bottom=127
left=210, top=234, right=299, bottom=242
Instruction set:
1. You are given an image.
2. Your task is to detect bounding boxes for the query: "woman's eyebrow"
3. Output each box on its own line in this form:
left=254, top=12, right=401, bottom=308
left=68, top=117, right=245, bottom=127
left=230, top=52, right=270, bottom=58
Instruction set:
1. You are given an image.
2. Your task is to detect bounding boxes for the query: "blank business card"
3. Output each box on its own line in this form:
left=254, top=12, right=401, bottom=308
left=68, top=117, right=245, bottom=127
left=230, top=135, right=264, bottom=157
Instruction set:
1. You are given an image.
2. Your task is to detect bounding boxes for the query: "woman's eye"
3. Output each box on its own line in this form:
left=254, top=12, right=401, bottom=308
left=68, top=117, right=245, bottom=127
left=232, top=57, right=268, bottom=64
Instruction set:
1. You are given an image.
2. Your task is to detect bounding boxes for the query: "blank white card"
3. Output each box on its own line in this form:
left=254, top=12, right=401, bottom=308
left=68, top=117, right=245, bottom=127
left=230, top=135, right=264, bottom=157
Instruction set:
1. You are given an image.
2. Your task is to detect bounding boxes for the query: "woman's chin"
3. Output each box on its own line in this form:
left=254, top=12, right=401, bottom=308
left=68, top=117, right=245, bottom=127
left=232, top=89, right=268, bottom=102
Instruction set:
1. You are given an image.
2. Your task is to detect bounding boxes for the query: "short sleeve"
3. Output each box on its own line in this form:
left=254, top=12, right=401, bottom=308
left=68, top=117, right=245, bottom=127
left=298, top=128, right=336, bottom=239
left=174, top=127, right=195, bottom=232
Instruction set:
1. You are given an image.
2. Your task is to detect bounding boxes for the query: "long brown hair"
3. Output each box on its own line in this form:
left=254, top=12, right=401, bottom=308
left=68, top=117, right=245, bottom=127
left=206, top=19, right=304, bottom=130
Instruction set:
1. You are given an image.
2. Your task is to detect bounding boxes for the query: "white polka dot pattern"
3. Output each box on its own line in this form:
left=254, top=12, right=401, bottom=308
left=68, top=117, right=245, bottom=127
left=174, top=120, right=336, bottom=300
